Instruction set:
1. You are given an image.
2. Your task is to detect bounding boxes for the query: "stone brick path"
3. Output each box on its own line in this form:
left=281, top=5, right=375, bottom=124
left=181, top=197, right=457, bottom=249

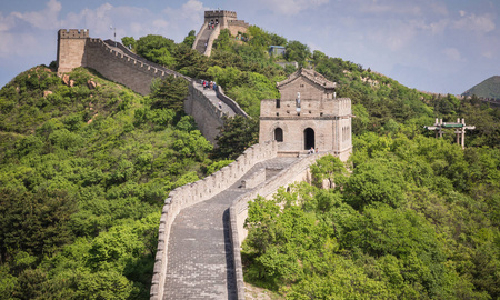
left=192, top=81, right=236, bottom=117
left=163, top=157, right=298, bottom=300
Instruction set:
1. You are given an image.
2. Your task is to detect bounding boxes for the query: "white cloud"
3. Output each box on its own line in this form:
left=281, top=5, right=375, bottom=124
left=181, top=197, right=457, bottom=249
left=259, top=0, right=330, bottom=15
left=453, top=12, right=495, bottom=32
left=360, top=1, right=421, bottom=15
left=482, top=51, right=493, bottom=59
left=442, top=48, right=464, bottom=61
left=428, top=19, right=449, bottom=34
left=11, top=0, right=62, bottom=30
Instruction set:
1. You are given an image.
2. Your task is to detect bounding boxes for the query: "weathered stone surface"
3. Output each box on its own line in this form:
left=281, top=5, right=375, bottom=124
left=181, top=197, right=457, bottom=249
left=259, top=68, right=352, bottom=161
left=164, top=158, right=298, bottom=300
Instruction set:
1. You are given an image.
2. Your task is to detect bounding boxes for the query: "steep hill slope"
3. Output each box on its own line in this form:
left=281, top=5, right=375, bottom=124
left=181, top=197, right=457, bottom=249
left=462, top=76, right=500, bottom=100
left=0, top=66, right=216, bottom=299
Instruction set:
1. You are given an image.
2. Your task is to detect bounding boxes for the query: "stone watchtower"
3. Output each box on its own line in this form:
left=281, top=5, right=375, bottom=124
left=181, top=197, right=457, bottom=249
left=204, top=10, right=237, bottom=30
left=259, top=69, right=352, bottom=161
left=57, top=29, right=89, bottom=74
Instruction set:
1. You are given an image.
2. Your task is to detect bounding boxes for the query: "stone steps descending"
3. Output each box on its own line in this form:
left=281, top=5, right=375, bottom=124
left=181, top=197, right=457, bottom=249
left=194, top=28, right=213, bottom=53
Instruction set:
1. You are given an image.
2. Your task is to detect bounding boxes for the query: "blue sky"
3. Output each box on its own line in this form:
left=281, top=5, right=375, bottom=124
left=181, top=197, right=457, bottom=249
left=0, top=0, right=498, bottom=94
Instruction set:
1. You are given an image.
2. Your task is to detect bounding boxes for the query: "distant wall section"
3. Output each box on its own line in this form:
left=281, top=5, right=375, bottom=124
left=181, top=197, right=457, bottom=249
left=58, top=30, right=187, bottom=96
left=57, top=29, right=247, bottom=147
left=185, top=84, right=225, bottom=145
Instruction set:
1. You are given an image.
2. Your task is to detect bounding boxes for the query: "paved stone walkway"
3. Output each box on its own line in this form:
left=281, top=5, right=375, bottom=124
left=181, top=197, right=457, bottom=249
left=163, top=157, right=298, bottom=300
left=192, top=81, right=236, bottom=117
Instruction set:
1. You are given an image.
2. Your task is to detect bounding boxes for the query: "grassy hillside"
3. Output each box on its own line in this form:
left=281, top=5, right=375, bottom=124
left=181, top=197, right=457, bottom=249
left=0, top=67, right=216, bottom=300
left=0, top=25, right=499, bottom=300
left=462, top=76, right=500, bottom=100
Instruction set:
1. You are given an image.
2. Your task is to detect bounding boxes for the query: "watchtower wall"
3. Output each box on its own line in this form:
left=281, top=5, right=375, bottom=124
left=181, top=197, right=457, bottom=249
left=57, top=29, right=89, bottom=74
left=204, top=10, right=238, bottom=29
left=260, top=69, right=352, bottom=160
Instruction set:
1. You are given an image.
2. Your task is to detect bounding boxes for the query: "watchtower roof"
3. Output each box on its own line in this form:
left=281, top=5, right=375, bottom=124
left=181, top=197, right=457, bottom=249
left=277, top=68, right=336, bottom=90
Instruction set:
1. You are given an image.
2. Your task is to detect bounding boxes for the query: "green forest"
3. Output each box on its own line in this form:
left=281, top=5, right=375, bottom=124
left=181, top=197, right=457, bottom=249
left=0, top=24, right=499, bottom=300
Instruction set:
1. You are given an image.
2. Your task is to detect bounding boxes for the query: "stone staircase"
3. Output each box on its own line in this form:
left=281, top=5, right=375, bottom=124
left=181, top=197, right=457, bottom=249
left=194, top=27, right=213, bottom=54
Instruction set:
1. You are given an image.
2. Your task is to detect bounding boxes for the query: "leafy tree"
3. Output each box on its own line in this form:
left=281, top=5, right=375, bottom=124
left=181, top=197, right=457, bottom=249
left=181, top=30, right=197, bottom=48
left=121, top=37, right=136, bottom=50
left=214, top=116, right=258, bottom=160
left=150, top=76, right=189, bottom=111
left=310, top=154, right=348, bottom=189
left=285, top=40, right=311, bottom=65
left=0, top=189, right=76, bottom=262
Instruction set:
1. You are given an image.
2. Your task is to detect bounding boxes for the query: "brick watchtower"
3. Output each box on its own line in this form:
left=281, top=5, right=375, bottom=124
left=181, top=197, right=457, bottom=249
left=204, top=10, right=238, bottom=29
left=260, top=68, right=353, bottom=161
left=57, top=29, right=89, bottom=74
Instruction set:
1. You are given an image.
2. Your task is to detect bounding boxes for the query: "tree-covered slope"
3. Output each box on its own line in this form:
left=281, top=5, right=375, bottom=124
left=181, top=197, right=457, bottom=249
left=0, top=23, right=499, bottom=300
left=243, top=134, right=500, bottom=299
left=462, top=76, right=500, bottom=100
left=0, top=67, right=216, bottom=299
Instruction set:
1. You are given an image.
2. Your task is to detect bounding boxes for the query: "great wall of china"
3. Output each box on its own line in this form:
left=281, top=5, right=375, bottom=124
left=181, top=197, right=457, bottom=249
left=57, top=27, right=331, bottom=299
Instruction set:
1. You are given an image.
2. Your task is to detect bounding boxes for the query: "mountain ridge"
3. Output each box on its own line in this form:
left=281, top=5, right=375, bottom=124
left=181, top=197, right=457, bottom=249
left=462, top=76, right=500, bottom=100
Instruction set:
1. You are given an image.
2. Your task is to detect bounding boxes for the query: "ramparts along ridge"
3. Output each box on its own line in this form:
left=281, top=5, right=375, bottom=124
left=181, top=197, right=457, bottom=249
left=57, top=25, right=345, bottom=300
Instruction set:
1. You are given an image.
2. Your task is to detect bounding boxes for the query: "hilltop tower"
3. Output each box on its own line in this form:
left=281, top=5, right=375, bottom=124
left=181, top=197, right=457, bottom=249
left=57, top=29, right=89, bottom=74
left=192, top=10, right=249, bottom=56
left=260, top=69, right=353, bottom=161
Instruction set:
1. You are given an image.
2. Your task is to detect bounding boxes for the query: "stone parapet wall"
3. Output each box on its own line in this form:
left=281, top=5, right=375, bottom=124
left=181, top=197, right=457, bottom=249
left=150, top=141, right=279, bottom=300
left=86, top=39, right=188, bottom=95
left=203, top=25, right=220, bottom=57
left=216, top=86, right=250, bottom=118
left=57, top=29, right=247, bottom=146
left=185, top=84, right=227, bottom=144
left=229, top=151, right=331, bottom=299
left=192, top=22, right=208, bottom=51
left=58, top=29, right=89, bottom=39
left=227, top=20, right=250, bottom=37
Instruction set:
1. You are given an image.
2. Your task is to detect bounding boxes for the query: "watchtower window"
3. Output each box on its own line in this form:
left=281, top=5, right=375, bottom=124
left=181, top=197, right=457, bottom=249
left=304, top=128, right=314, bottom=150
left=276, top=99, right=280, bottom=108
left=274, top=128, right=283, bottom=142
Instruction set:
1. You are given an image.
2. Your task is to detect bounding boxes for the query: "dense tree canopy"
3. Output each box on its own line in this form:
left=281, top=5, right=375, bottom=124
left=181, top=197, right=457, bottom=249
left=243, top=134, right=500, bottom=299
left=0, top=67, right=212, bottom=299
left=1, top=23, right=500, bottom=300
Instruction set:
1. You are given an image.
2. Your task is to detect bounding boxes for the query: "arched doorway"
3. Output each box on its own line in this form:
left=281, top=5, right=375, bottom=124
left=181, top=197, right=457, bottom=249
left=274, top=128, right=283, bottom=142
left=304, top=128, right=314, bottom=150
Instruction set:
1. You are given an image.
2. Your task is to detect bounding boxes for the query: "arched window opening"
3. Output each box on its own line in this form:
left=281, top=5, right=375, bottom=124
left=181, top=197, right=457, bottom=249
left=303, top=128, right=314, bottom=150
left=274, top=128, right=283, bottom=142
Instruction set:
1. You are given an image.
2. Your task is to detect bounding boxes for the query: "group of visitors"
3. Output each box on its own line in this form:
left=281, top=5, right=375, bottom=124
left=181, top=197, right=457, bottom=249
left=207, top=20, right=218, bottom=29
left=202, top=80, right=217, bottom=92
left=201, top=79, right=223, bottom=111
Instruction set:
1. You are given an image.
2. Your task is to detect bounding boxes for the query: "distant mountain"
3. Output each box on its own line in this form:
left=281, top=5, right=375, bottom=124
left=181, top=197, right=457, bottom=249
left=462, top=76, right=500, bottom=100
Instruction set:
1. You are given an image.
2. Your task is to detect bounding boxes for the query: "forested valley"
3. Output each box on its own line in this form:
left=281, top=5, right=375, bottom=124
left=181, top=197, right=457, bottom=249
left=0, top=25, right=499, bottom=299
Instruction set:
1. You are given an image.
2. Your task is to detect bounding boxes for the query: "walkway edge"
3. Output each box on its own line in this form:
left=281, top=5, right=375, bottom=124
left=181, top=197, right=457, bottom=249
left=228, top=151, right=333, bottom=299
left=150, top=141, right=279, bottom=300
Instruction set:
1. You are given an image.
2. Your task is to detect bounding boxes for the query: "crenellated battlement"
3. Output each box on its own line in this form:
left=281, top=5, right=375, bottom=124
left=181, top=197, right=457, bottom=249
left=58, top=29, right=89, bottom=39
left=204, top=10, right=237, bottom=19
